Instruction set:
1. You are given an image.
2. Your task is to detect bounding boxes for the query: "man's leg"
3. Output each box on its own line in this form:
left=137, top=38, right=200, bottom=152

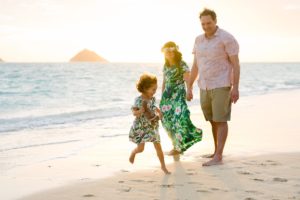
left=203, top=121, right=218, bottom=158
left=203, top=122, right=228, bottom=166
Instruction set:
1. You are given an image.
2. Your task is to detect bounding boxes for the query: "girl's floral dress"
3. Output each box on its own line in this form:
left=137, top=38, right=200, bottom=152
left=129, top=96, right=160, bottom=144
left=160, top=61, right=202, bottom=152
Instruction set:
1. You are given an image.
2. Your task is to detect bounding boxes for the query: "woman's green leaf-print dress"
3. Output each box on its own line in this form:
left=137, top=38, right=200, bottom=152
left=129, top=96, right=160, bottom=144
left=160, top=61, right=202, bottom=152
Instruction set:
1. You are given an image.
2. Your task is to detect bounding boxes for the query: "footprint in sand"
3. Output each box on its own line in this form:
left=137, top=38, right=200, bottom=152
left=245, top=190, right=264, bottom=195
left=187, top=181, right=202, bottom=185
left=118, top=180, right=124, bottom=183
left=147, top=180, right=156, bottom=183
left=196, top=189, right=211, bottom=193
left=265, top=160, right=281, bottom=166
left=160, top=184, right=174, bottom=188
left=130, top=179, right=145, bottom=183
left=82, top=194, right=95, bottom=198
left=186, top=172, right=196, bottom=175
left=118, top=187, right=131, bottom=192
left=209, top=187, right=228, bottom=192
left=273, top=177, right=288, bottom=182
left=252, top=178, right=264, bottom=182
left=237, top=171, right=252, bottom=175
left=160, top=184, right=184, bottom=188
left=244, top=198, right=256, bottom=200
left=121, top=169, right=129, bottom=173
left=187, top=168, right=195, bottom=171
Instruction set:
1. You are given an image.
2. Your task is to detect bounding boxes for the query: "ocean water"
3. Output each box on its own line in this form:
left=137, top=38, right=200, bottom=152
left=0, top=62, right=300, bottom=169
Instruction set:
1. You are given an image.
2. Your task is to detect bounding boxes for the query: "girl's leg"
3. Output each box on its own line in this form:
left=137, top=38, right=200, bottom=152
left=129, top=143, right=145, bottom=164
left=153, top=142, right=170, bottom=174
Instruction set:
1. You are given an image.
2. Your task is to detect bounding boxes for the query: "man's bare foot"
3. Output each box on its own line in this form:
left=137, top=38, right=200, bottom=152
left=166, top=149, right=180, bottom=156
left=202, top=153, right=215, bottom=158
left=202, top=156, right=223, bottom=167
left=129, top=152, right=136, bottom=164
left=161, top=167, right=171, bottom=174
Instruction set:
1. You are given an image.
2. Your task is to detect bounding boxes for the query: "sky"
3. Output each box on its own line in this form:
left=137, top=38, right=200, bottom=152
left=0, top=0, right=300, bottom=62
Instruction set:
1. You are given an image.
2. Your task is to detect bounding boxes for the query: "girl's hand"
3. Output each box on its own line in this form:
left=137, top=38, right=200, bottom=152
left=158, top=112, right=163, bottom=120
left=156, top=108, right=163, bottom=120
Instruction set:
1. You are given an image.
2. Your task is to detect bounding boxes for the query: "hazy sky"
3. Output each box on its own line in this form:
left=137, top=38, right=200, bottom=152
left=0, top=0, right=300, bottom=62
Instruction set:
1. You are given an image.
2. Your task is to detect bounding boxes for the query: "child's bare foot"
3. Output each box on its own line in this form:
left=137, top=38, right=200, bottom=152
left=161, top=167, right=171, bottom=174
left=129, top=152, right=136, bottom=164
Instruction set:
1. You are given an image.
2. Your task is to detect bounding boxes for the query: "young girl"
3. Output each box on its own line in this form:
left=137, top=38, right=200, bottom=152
left=129, top=73, right=170, bottom=175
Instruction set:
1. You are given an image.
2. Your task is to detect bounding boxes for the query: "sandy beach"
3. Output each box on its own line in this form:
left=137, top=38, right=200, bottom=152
left=19, top=153, right=300, bottom=200
left=1, top=90, right=300, bottom=200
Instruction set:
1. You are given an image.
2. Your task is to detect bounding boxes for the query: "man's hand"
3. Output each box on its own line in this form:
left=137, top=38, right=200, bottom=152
left=231, top=87, right=239, bottom=103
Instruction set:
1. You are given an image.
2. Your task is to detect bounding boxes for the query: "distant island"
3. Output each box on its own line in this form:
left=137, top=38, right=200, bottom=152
left=70, top=49, right=108, bottom=62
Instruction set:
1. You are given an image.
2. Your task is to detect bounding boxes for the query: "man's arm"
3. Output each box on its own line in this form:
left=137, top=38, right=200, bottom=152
left=229, top=55, right=240, bottom=103
left=186, top=55, right=198, bottom=101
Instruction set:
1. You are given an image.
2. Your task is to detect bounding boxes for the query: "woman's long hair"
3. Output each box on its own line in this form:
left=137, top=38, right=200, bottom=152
left=161, top=41, right=184, bottom=79
left=161, top=41, right=182, bottom=67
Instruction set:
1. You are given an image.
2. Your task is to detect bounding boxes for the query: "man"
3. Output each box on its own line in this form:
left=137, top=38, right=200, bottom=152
left=187, top=8, right=240, bottom=166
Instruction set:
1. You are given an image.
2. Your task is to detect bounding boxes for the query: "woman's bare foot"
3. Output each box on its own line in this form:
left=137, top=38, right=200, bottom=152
left=129, top=152, right=136, bottom=164
left=161, top=167, right=171, bottom=174
left=166, top=149, right=180, bottom=156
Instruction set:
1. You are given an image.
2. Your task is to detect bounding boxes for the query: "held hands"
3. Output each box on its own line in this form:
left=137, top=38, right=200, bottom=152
left=186, top=88, right=193, bottom=101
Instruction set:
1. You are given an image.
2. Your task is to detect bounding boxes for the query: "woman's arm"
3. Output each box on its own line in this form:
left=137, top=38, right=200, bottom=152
left=162, top=75, right=166, bottom=94
left=183, top=71, right=190, bottom=87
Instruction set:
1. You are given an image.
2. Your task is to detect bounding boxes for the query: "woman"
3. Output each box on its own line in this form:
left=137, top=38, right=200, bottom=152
left=160, top=41, right=202, bottom=155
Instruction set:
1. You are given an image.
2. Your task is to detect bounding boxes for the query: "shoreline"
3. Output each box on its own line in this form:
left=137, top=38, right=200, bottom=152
left=1, top=89, right=300, bottom=199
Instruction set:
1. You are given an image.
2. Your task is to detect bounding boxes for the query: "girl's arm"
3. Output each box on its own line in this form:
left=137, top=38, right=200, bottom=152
left=132, top=107, right=144, bottom=117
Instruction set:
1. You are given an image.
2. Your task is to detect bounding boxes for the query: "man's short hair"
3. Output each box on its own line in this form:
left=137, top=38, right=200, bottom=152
left=199, top=8, right=217, bottom=21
